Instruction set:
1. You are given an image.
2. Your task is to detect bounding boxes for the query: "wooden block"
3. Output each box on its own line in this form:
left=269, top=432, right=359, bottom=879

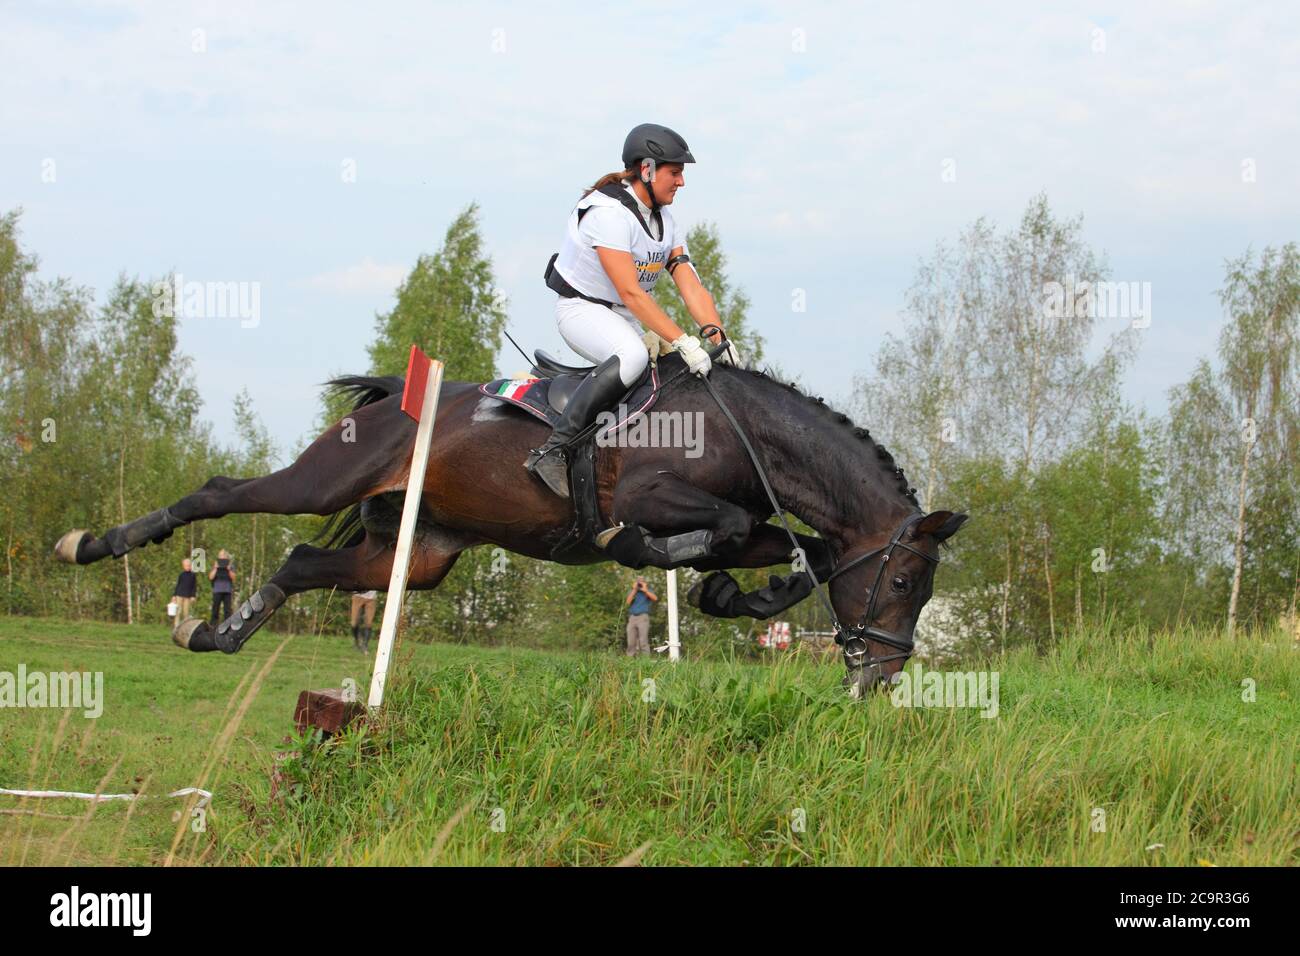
left=294, top=688, right=364, bottom=735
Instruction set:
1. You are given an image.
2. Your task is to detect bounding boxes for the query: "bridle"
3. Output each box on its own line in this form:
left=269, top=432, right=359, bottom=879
left=825, top=512, right=939, bottom=674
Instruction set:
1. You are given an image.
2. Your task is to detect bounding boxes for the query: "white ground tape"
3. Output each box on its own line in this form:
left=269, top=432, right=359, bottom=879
left=0, top=787, right=212, bottom=809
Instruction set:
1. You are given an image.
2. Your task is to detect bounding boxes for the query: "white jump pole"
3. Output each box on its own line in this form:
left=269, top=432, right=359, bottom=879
left=368, top=347, right=444, bottom=713
left=665, top=569, right=681, bottom=662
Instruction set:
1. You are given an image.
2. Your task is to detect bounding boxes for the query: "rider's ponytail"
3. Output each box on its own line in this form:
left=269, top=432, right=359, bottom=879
left=581, top=169, right=637, bottom=200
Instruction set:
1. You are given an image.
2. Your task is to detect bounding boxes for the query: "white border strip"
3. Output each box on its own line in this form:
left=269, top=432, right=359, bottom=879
left=0, top=786, right=212, bottom=808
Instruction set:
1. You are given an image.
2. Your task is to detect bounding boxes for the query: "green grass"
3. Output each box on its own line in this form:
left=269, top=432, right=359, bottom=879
left=1, top=614, right=1296, bottom=865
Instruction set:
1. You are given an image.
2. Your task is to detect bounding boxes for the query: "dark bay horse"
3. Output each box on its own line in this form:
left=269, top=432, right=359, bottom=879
left=54, top=355, right=966, bottom=694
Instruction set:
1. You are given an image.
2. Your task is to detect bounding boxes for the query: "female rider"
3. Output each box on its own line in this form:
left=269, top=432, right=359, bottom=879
left=525, top=122, right=739, bottom=498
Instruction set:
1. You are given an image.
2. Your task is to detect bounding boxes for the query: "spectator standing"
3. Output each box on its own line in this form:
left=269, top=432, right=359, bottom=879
left=351, top=590, right=378, bottom=652
left=171, top=557, right=197, bottom=625
left=209, top=548, right=236, bottom=625
left=624, top=576, right=658, bottom=657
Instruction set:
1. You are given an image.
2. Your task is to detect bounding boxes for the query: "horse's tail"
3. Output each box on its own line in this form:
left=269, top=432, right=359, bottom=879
left=313, top=375, right=406, bottom=549
left=324, top=374, right=405, bottom=412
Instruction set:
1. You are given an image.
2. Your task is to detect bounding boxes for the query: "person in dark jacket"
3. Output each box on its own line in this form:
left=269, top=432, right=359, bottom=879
left=171, top=557, right=197, bottom=625
left=209, top=548, right=236, bottom=625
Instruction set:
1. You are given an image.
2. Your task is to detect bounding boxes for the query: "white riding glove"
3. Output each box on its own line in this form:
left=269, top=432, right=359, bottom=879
left=672, top=334, right=713, bottom=377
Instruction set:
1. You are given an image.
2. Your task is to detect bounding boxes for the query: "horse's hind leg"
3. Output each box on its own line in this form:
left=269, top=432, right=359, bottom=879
left=173, top=530, right=468, bottom=654
left=55, top=397, right=413, bottom=566
left=603, top=470, right=755, bottom=570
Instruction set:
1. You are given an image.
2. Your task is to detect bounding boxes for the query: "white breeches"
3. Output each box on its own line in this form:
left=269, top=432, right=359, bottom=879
left=555, top=296, right=650, bottom=388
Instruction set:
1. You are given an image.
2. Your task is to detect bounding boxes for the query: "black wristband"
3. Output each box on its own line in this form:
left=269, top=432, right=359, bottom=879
left=666, top=254, right=691, bottom=275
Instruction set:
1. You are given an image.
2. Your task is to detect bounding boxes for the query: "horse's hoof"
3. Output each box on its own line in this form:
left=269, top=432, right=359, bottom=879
left=172, top=618, right=217, bottom=652
left=53, top=530, right=91, bottom=564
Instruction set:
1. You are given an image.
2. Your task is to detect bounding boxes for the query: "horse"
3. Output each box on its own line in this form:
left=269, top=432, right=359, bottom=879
left=53, top=351, right=967, bottom=695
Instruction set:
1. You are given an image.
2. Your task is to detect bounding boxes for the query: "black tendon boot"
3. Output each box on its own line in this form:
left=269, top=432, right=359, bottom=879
left=524, top=355, right=626, bottom=498
left=601, top=525, right=713, bottom=570
left=351, top=625, right=360, bottom=650
left=361, top=626, right=372, bottom=653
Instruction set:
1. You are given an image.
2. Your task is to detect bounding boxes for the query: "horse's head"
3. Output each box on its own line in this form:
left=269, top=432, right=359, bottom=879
left=830, top=509, right=968, bottom=697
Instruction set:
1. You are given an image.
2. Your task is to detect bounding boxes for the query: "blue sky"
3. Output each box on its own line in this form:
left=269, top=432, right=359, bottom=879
left=3, top=1, right=1297, bottom=459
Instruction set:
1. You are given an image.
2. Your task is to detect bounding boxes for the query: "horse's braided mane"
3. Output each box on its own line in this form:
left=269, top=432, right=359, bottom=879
left=735, top=365, right=921, bottom=511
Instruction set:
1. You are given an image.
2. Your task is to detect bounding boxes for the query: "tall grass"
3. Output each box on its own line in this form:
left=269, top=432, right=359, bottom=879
left=2, top=616, right=1295, bottom=865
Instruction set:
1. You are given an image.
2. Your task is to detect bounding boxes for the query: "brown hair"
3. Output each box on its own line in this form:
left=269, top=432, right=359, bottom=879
left=580, top=168, right=636, bottom=200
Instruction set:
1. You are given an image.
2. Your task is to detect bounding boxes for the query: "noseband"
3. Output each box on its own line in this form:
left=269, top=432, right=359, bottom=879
left=826, top=512, right=938, bottom=673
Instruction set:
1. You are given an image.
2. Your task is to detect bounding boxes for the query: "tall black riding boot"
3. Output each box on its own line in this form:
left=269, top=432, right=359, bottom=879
left=524, top=355, right=626, bottom=499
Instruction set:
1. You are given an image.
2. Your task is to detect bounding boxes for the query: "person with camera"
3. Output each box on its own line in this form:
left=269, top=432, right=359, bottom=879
left=624, top=575, right=658, bottom=657
left=209, top=549, right=236, bottom=626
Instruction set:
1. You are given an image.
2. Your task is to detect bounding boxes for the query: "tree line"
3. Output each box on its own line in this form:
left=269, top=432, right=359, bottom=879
left=854, top=194, right=1298, bottom=655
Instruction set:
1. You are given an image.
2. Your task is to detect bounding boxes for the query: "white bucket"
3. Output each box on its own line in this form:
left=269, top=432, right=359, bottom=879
left=167, top=601, right=178, bottom=618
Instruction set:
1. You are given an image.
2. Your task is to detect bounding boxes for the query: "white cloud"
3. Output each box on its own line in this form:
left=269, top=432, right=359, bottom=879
left=297, top=258, right=406, bottom=294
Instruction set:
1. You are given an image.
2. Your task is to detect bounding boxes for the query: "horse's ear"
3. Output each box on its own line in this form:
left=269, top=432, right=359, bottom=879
left=913, top=510, right=969, bottom=543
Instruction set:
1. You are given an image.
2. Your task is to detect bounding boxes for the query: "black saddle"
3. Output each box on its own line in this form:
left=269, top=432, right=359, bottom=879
left=531, top=350, right=651, bottom=416
left=533, top=349, right=595, bottom=378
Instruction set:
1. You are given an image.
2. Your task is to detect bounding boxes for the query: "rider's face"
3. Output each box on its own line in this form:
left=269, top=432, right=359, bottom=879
left=645, top=162, right=685, bottom=204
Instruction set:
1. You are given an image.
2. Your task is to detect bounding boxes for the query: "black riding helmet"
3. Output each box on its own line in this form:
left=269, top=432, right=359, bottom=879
left=622, top=123, right=695, bottom=211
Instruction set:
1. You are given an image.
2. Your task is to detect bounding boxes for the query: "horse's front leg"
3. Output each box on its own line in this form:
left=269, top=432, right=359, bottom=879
left=685, top=524, right=833, bottom=620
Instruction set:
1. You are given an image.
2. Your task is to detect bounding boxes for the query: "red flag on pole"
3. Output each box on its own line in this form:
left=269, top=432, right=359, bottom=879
left=370, top=347, right=444, bottom=712
left=401, top=344, right=433, bottom=422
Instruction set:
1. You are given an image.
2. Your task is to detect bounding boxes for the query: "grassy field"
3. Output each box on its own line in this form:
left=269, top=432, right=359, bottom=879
left=1, top=614, right=1296, bottom=866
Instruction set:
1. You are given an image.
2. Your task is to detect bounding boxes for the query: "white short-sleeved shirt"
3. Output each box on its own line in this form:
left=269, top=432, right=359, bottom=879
left=552, top=182, right=687, bottom=305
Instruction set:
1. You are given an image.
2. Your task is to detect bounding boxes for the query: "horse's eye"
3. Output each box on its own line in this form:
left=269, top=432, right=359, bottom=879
left=891, top=575, right=910, bottom=593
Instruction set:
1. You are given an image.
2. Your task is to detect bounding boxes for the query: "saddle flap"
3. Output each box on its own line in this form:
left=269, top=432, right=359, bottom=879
left=546, top=374, right=584, bottom=414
